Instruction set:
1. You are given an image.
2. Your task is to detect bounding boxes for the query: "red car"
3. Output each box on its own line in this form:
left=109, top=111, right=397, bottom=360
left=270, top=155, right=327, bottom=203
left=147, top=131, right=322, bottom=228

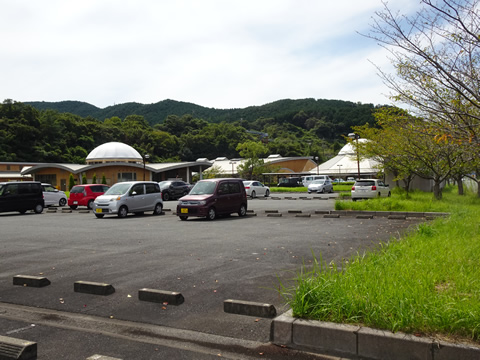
left=68, top=184, right=109, bottom=210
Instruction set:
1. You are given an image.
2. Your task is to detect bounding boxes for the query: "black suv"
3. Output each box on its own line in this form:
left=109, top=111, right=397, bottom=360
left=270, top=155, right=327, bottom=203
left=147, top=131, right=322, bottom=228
left=0, top=181, right=44, bottom=214
left=158, top=180, right=191, bottom=201
left=277, top=177, right=302, bottom=187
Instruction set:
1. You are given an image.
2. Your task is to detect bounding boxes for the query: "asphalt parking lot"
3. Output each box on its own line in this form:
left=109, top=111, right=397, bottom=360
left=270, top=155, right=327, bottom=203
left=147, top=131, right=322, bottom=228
left=0, top=194, right=426, bottom=359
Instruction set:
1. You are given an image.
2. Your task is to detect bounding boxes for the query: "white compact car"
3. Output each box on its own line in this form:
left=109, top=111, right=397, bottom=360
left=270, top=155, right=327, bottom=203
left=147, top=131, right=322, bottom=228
left=42, top=183, right=67, bottom=207
left=93, top=181, right=163, bottom=218
left=307, top=179, right=333, bottom=194
left=351, top=179, right=391, bottom=201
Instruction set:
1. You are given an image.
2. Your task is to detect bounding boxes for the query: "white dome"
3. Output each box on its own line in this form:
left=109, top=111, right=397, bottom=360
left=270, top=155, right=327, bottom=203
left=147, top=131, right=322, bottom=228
left=86, top=142, right=142, bottom=161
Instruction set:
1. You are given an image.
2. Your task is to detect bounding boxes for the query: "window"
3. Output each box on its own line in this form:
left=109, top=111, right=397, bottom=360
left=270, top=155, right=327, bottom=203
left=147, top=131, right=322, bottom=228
left=146, top=183, right=160, bottom=194
left=130, top=184, right=144, bottom=195
left=117, top=172, right=137, bottom=182
left=36, top=174, right=57, bottom=186
left=228, top=182, right=240, bottom=194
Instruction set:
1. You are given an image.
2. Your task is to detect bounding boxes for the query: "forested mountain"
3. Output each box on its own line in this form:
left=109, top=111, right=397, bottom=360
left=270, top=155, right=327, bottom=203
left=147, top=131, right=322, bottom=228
left=26, top=98, right=380, bottom=132
left=2, top=98, right=383, bottom=165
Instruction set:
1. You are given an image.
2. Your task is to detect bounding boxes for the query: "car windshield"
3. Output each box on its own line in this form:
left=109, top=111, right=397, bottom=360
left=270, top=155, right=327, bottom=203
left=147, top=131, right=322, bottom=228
left=189, top=181, right=216, bottom=195
left=158, top=181, right=172, bottom=189
left=104, top=183, right=132, bottom=195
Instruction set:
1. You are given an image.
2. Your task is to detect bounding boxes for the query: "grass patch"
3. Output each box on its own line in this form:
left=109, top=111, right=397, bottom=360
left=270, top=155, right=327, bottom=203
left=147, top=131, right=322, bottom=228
left=272, top=187, right=308, bottom=193
left=280, top=186, right=480, bottom=342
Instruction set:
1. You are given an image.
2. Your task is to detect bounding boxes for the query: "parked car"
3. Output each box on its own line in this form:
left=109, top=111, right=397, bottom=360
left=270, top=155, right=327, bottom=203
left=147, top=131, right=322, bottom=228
left=277, top=177, right=302, bottom=187
left=42, top=183, right=67, bottom=207
left=332, top=178, right=345, bottom=184
left=93, top=181, right=163, bottom=218
left=0, top=181, right=44, bottom=214
left=351, top=179, right=391, bottom=201
left=307, top=179, right=333, bottom=194
left=158, top=180, right=191, bottom=201
left=302, top=175, right=332, bottom=187
left=243, top=181, right=270, bottom=198
left=68, top=184, right=109, bottom=209
left=177, top=178, right=247, bottom=221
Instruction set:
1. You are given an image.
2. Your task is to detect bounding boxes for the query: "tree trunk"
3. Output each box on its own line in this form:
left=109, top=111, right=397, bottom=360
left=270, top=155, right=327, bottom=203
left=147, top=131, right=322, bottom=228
left=455, top=175, right=464, bottom=195
left=433, top=181, right=442, bottom=200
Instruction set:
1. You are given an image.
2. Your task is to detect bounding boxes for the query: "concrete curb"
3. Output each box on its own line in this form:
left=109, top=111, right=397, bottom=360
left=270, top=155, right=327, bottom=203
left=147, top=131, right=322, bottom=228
left=271, top=310, right=480, bottom=360
left=87, top=355, right=123, bottom=360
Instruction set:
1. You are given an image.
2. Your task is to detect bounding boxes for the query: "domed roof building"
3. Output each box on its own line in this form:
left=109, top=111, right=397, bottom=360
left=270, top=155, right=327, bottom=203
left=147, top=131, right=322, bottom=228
left=86, top=142, right=143, bottom=164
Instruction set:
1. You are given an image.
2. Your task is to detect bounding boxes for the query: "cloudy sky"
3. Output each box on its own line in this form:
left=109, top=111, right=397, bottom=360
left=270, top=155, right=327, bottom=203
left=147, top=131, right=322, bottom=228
left=1, top=1, right=421, bottom=110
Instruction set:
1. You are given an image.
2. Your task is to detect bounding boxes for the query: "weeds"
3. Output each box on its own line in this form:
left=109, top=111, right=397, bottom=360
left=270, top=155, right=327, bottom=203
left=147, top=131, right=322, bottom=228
left=280, top=187, right=480, bottom=342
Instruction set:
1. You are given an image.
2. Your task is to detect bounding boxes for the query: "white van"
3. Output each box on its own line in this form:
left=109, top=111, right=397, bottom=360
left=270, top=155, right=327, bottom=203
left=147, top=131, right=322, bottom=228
left=302, top=175, right=332, bottom=187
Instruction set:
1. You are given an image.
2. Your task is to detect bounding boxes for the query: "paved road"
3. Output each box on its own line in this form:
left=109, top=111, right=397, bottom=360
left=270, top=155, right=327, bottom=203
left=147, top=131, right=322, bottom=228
left=0, top=194, right=424, bottom=359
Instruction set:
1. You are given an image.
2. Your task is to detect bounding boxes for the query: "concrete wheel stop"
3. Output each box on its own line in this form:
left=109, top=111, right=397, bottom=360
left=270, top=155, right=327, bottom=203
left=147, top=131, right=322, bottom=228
left=13, top=275, right=51, bottom=288
left=224, top=299, right=277, bottom=318
left=74, top=281, right=115, bottom=296
left=0, top=335, right=37, bottom=360
left=138, top=288, right=184, bottom=305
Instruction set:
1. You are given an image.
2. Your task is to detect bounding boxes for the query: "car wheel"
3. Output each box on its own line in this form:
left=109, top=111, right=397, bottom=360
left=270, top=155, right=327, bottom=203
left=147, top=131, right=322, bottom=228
left=265, top=189, right=270, bottom=197
left=308, top=191, right=311, bottom=194
left=238, top=204, right=247, bottom=217
left=251, top=190, right=256, bottom=199
left=352, top=198, right=357, bottom=202
left=34, top=203, right=44, bottom=214
left=179, top=216, right=188, bottom=221
left=321, top=188, right=325, bottom=193
left=206, top=207, right=216, bottom=220
left=87, top=200, right=94, bottom=209
left=59, top=198, right=67, bottom=207
left=118, top=205, right=128, bottom=218
left=153, top=203, right=163, bottom=215
left=387, top=192, right=391, bottom=197
left=163, top=192, right=170, bottom=201
left=95, top=214, right=104, bottom=218
left=70, top=205, right=78, bottom=210
left=19, top=210, right=26, bottom=214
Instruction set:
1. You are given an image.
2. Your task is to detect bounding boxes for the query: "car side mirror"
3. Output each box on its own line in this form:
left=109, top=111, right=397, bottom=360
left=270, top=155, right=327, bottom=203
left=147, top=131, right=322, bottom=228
left=131, top=191, right=137, bottom=196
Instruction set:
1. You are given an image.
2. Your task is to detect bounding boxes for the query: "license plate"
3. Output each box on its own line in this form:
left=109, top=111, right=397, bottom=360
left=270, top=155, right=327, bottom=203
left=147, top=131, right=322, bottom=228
left=181, top=208, right=188, bottom=214
left=95, top=208, right=102, bottom=213
left=73, top=201, right=78, bottom=204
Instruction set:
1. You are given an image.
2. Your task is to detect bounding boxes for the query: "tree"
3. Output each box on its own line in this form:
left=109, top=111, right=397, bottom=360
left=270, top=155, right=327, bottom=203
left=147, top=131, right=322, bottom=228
left=82, top=174, right=87, bottom=184
left=236, top=141, right=269, bottom=180
left=365, top=0, right=480, bottom=145
left=101, top=173, right=107, bottom=185
left=353, top=107, right=465, bottom=199
left=92, top=173, right=97, bottom=184
left=68, top=173, right=75, bottom=191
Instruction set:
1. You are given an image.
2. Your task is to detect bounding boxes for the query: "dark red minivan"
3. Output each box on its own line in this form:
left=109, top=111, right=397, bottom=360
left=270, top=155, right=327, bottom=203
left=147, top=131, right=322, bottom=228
left=68, top=184, right=109, bottom=210
left=176, top=178, right=247, bottom=221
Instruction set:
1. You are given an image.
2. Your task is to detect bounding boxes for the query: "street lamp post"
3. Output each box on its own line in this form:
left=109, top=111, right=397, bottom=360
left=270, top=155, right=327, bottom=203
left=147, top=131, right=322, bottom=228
left=315, top=156, right=319, bottom=175
left=348, top=133, right=360, bottom=180
left=229, top=161, right=236, bottom=177
left=337, top=164, right=342, bottom=177
left=143, top=154, right=149, bottom=181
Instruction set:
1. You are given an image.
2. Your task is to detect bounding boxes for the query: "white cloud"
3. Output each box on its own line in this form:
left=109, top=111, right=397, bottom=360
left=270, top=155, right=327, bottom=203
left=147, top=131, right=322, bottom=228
left=0, top=0, right=422, bottom=109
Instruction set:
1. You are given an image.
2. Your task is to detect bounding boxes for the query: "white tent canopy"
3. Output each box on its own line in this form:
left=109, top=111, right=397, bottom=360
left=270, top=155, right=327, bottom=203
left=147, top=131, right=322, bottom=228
left=311, top=139, right=381, bottom=178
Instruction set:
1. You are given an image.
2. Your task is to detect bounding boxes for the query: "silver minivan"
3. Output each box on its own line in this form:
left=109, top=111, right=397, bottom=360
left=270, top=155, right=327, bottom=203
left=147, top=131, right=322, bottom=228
left=93, top=181, right=163, bottom=218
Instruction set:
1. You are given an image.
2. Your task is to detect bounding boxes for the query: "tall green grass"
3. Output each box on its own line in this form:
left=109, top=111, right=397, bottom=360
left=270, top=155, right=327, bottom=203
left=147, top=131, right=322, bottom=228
left=280, top=186, right=480, bottom=342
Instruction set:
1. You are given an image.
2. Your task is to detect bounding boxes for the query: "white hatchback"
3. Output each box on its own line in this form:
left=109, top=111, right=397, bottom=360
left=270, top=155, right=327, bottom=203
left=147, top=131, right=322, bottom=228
left=351, top=179, right=391, bottom=201
left=42, top=183, right=67, bottom=207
